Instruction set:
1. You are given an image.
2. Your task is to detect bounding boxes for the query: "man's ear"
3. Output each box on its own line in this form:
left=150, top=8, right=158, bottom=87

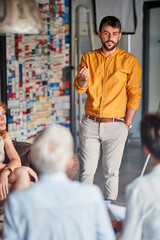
left=66, top=157, right=74, bottom=171
left=98, top=31, right=101, bottom=39
left=119, top=32, right=122, bottom=41
left=65, top=154, right=79, bottom=180
left=143, top=144, right=150, bottom=155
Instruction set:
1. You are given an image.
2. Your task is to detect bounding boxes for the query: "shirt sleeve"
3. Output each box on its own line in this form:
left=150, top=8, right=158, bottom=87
left=74, top=53, right=89, bottom=94
left=118, top=181, right=144, bottom=240
left=94, top=187, right=116, bottom=240
left=3, top=196, right=19, bottom=240
left=126, top=58, right=142, bottom=110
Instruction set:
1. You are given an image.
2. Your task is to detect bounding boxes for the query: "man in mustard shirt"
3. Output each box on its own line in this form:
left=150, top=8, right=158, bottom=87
left=74, top=16, right=142, bottom=200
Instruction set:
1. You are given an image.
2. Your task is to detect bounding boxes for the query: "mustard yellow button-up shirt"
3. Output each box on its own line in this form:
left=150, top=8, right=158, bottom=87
left=74, top=48, right=142, bottom=118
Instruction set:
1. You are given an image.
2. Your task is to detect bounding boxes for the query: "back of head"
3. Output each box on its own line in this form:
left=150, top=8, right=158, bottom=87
left=99, top=16, right=121, bottom=33
left=31, top=125, right=74, bottom=174
left=141, top=112, right=160, bottom=160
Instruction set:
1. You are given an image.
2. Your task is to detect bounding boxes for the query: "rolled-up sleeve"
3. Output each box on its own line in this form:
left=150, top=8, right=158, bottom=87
left=74, top=54, right=88, bottom=94
left=126, top=58, right=142, bottom=110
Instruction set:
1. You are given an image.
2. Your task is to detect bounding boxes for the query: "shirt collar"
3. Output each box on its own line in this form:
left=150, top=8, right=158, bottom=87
left=100, top=47, right=120, bottom=58
left=39, top=172, right=68, bottom=182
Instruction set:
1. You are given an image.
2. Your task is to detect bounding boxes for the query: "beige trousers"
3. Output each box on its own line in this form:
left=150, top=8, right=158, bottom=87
left=79, top=117, right=128, bottom=200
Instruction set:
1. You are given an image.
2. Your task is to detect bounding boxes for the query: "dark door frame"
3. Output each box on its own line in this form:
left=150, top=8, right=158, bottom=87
left=0, top=36, right=7, bottom=104
left=143, top=1, right=160, bottom=115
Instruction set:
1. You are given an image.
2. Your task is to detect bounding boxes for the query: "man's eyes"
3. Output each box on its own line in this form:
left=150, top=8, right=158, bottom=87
left=104, top=32, right=118, bottom=35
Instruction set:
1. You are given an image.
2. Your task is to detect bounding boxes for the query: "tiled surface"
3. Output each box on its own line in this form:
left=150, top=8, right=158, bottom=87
left=94, top=142, right=153, bottom=201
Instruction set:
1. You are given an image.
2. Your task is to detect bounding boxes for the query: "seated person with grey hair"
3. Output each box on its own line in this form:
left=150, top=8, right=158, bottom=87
left=118, top=112, right=160, bottom=240
left=3, top=125, right=115, bottom=240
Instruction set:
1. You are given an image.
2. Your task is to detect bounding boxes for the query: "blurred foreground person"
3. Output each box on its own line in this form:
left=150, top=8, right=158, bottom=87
left=118, top=112, right=160, bottom=240
left=3, top=125, right=115, bottom=240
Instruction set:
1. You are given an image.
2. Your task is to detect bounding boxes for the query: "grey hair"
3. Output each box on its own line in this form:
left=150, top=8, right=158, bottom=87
left=31, top=125, right=74, bottom=174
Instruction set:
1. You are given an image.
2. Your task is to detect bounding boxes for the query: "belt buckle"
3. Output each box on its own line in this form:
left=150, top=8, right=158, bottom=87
left=94, top=116, right=97, bottom=122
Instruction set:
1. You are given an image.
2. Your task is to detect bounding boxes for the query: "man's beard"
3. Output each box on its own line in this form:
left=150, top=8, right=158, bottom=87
left=102, top=40, right=119, bottom=51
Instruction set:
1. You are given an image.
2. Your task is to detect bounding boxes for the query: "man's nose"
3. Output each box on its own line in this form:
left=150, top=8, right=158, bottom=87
left=108, top=34, right=113, bottom=40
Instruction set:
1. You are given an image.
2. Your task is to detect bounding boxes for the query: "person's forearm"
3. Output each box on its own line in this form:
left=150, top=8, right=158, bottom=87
left=2, top=159, right=21, bottom=178
left=77, top=76, right=88, bottom=88
left=77, top=66, right=89, bottom=88
left=125, top=108, right=136, bottom=125
left=0, top=162, right=7, bottom=171
left=4, top=132, right=21, bottom=171
left=6, top=158, right=21, bottom=171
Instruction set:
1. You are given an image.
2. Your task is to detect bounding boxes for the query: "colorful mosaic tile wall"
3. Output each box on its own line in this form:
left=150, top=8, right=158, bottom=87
left=6, top=0, right=70, bottom=142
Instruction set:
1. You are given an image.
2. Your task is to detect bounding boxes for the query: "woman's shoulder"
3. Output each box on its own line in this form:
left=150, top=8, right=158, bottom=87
left=0, top=135, right=5, bottom=162
left=0, top=135, right=4, bottom=145
left=3, top=131, right=12, bottom=144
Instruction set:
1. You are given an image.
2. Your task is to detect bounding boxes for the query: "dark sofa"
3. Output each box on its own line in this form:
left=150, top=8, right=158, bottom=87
left=4, top=140, right=79, bottom=180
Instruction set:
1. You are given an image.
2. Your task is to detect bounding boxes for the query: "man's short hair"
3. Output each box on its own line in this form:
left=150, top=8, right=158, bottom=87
left=31, top=125, right=74, bottom=174
left=99, top=16, right=121, bottom=33
left=141, top=112, right=160, bottom=160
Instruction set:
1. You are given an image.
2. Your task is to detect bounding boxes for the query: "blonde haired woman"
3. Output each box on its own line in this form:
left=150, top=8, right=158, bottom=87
left=0, top=102, right=38, bottom=200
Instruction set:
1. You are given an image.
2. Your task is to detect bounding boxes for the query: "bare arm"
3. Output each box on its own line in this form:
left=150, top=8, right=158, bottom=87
left=125, top=108, right=136, bottom=130
left=77, top=67, right=89, bottom=88
left=0, top=162, right=7, bottom=171
left=21, top=166, right=38, bottom=183
left=74, top=66, right=89, bottom=93
left=4, top=132, right=21, bottom=171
